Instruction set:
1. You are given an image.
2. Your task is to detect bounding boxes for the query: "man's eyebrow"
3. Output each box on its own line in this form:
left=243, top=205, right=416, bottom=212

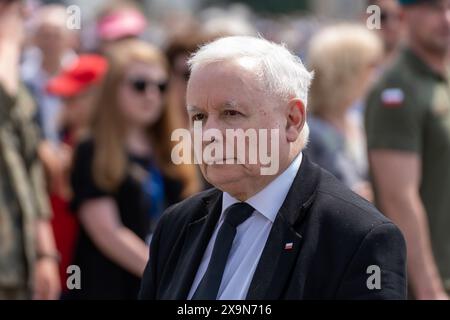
left=187, top=101, right=240, bottom=112
left=220, top=101, right=239, bottom=109
left=186, top=105, right=201, bottom=112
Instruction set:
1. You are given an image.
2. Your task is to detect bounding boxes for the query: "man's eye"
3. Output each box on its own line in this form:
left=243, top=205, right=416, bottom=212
left=224, top=110, right=242, bottom=116
left=192, top=113, right=205, bottom=121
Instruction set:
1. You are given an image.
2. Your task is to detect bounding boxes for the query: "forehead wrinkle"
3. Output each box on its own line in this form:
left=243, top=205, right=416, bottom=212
left=187, top=61, right=266, bottom=113
left=220, top=100, right=239, bottom=109
left=206, top=59, right=264, bottom=94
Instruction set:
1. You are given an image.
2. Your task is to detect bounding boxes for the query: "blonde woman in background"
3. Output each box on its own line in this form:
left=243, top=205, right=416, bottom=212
left=68, top=39, right=200, bottom=299
left=305, top=24, right=383, bottom=202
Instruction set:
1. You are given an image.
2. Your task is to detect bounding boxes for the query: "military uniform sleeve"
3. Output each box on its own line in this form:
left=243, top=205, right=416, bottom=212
left=1, top=84, right=50, bottom=221
left=0, top=83, right=16, bottom=110
left=19, top=86, right=52, bottom=220
left=30, top=158, right=52, bottom=220
left=0, top=83, right=17, bottom=129
left=365, top=85, right=425, bottom=154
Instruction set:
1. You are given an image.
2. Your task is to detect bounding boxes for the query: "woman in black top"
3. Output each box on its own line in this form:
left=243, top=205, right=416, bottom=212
left=68, top=39, right=200, bottom=299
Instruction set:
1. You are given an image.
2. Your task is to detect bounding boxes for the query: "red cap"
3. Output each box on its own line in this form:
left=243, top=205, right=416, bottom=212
left=47, top=54, right=108, bottom=97
left=97, top=9, right=147, bottom=41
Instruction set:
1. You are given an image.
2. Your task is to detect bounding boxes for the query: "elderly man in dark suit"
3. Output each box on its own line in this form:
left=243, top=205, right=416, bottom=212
left=139, top=36, right=407, bottom=300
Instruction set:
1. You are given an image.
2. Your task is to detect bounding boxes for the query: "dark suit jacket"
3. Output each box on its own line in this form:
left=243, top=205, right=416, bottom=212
left=139, top=156, right=407, bottom=300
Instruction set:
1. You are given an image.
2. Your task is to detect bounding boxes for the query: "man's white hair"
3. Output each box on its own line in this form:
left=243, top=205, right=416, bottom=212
left=187, top=36, right=313, bottom=148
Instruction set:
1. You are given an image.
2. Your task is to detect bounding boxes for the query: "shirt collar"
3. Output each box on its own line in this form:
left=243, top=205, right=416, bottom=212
left=403, top=47, right=449, bottom=82
left=221, top=152, right=303, bottom=223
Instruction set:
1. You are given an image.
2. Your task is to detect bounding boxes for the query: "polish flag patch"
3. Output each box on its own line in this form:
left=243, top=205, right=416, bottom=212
left=381, top=88, right=404, bottom=108
left=284, top=242, right=293, bottom=250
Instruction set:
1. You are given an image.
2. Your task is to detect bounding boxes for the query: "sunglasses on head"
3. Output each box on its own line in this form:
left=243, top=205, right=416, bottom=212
left=128, top=78, right=168, bottom=94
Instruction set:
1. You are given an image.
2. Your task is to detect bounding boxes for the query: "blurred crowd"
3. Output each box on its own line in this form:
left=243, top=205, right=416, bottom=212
left=0, top=0, right=450, bottom=300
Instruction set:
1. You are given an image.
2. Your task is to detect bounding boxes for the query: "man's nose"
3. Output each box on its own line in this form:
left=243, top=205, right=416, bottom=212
left=203, top=115, right=218, bottom=132
left=202, top=116, right=224, bottom=144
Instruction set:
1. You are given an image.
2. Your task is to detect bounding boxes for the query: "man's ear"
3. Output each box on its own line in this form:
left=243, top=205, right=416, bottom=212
left=286, top=98, right=306, bottom=143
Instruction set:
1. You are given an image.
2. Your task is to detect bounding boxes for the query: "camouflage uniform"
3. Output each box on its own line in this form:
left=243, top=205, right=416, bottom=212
left=0, top=84, right=51, bottom=299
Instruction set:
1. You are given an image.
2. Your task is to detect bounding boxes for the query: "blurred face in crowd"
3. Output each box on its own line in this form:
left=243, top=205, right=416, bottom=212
left=35, top=23, right=71, bottom=56
left=0, top=0, right=27, bottom=16
left=118, top=61, right=168, bottom=128
left=63, top=87, right=98, bottom=129
left=0, top=0, right=27, bottom=40
left=186, top=60, right=304, bottom=199
left=32, top=7, right=77, bottom=59
left=404, top=0, right=450, bottom=54
left=0, top=0, right=25, bottom=12
left=376, top=0, right=402, bottom=53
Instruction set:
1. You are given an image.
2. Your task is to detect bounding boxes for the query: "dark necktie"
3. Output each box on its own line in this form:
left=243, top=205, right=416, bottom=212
left=192, top=202, right=255, bottom=300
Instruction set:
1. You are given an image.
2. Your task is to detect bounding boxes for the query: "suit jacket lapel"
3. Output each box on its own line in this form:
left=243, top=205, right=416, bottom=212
left=166, top=190, right=223, bottom=299
left=246, top=155, right=321, bottom=300
left=245, top=215, right=303, bottom=299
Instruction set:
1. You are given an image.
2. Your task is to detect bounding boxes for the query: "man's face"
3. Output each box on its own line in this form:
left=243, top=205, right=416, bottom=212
left=405, top=0, right=450, bottom=54
left=377, top=0, right=402, bottom=52
left=186, top=60, right=291, bottom=197
left=35, top=23, right=67, bottom=54
left=0, top=0, right=27, bottom=37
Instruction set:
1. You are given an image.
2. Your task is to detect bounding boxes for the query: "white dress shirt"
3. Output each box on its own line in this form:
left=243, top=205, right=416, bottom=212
left=187, top=152, right=303, bottom=300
